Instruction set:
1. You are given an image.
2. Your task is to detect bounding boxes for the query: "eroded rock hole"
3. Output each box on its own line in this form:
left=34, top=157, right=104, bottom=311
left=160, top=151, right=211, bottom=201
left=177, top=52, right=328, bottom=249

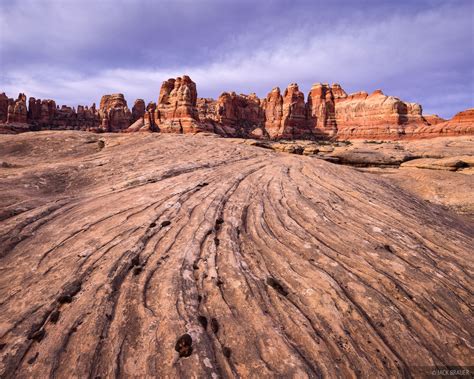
left=175, top=333, right=193, bottom=357
left=266, top=277, right=289, bottom=296
left=197, top=315, right=208, bottom=329
left=210, top=318, right=219, bottom=334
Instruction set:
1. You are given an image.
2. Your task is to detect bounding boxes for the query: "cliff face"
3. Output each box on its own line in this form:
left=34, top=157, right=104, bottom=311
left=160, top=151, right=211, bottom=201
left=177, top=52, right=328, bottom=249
left=6, top=94, right=28, bottom=124
left=156, top=76, right=209, bottom=134
left=1, top=76, right=472, bottom=139
left=307, top=83, right=341, bottom=138
left=333, top=90, right=428, bottom=139
left=404, top=108, right=474, bottom=138
left=98, top=94, right=132, bottom=132
left=200, top=92, right=265, bottom=138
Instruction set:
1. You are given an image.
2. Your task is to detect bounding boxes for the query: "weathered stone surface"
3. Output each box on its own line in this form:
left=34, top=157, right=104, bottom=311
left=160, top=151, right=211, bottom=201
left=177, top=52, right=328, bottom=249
left=196, top=98, right=217, bottom=121
left=0, top=131, right=472, bottom=377
left=425, top=108, right=474, bottom=136
left=262, top=87, right=284, bottom=139
left=400, top=155, right=473, bottom=171
left=28, top=98, right=56, bottom=128
left=143, top=102, right=158, bottom=132
left=281, top=83, right=310, bottom=139
left=131, top=99, right=146, bottom=123
left=0, top=93, right=10, bottom=123
left=262, top=84, right=311, bottom=139
left=204, top=92, right=265, bottom=137
left=0, top=78, right=473, bottom=140
left=6, top=93, right=28, bottom=124
left=334, top=90, right=428, bottom=139
left=76, top=104, right=100, bottom=131
left=98, top=94, right=132, bottom=132
left=307, top=83, right=341, bottom=138
left=156, top=76, right=206, bottom=134
left=423, top=114, right=446, bottom=125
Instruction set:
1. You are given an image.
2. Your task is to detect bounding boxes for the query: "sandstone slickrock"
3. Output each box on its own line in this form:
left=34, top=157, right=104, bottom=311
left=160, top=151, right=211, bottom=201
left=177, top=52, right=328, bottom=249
left=0, top=131, right=472, bottom=378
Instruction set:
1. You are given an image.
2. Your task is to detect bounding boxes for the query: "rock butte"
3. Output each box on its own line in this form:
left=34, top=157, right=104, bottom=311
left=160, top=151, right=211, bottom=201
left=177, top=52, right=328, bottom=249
left=0, top=76, right=472, bottom=139
left=0, top=131, right=472, bottom=377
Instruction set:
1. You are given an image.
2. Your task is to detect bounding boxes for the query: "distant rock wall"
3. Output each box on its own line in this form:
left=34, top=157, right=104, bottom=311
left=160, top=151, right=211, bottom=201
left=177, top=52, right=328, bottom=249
left=1, top=76, right=472, bottom=139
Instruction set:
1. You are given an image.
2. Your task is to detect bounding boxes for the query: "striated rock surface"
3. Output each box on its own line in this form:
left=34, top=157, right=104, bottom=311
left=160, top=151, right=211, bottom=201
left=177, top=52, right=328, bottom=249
left=0, top=131, right=472, bottom=378
left=428, top=108, right=474, bottom=136
left=280, top=83, right=310, bottom=139
left=262, top=84, right=313, bottom=139
left=334, top=90, right=428, bottom=139
left=262, top=87, right=284, bottom=139
left=307, top=83, right=343, bottom=138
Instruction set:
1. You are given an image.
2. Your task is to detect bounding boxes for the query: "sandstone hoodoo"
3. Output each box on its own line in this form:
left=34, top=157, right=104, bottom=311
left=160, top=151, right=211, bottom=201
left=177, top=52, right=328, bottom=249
left=6, top=94, right=28, bottom=124
left=156, top=76, right=206, bottom=134
left=98, top=94, right=132, bottom=132
left=306, top=83, right=341, bottom=138
left=0, top=76, right=472, bottom=139
left=131, top=99, right=146, bottom=123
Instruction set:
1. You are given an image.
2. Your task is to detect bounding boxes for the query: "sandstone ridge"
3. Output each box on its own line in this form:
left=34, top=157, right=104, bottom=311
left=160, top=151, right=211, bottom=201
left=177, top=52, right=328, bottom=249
left=1, top=76, right=472, bottom=139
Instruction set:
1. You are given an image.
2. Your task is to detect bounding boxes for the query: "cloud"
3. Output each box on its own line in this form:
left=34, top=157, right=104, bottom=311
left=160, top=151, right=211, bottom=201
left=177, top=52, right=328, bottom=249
left=1, top=0, right=472, bottom=118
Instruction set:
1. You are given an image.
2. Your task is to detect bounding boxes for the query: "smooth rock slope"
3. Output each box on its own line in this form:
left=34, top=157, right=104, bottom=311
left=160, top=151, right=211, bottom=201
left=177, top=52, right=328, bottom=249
left=0, top=131, right=472, bottom=378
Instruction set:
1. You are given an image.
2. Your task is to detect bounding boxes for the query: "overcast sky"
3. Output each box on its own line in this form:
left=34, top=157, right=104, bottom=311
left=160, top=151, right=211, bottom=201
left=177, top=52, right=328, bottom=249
left=1, top=0, right=473, bottom=118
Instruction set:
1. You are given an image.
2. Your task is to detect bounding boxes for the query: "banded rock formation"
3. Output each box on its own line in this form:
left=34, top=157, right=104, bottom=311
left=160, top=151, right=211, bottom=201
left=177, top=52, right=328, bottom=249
left=6, top=94, right=28, bottom=124
left=98, top=94, right=132, bottom=132
left=200, top=92, right=265, bottom=138
left=432, top=108, right=474, bottom=135
left=334, top=89, right=428, bottom=139
left=131, top=99, right=146, bottom=124
left=156, top=76, right=207, bottom=134
left=0, top=131, right=472, bottom=377
left=1, top=76, right=473, bottom=139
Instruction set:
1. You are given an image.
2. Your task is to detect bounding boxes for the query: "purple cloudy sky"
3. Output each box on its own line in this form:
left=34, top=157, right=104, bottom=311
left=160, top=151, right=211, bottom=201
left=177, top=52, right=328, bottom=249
left=0, top=0, right=473, bottom=118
